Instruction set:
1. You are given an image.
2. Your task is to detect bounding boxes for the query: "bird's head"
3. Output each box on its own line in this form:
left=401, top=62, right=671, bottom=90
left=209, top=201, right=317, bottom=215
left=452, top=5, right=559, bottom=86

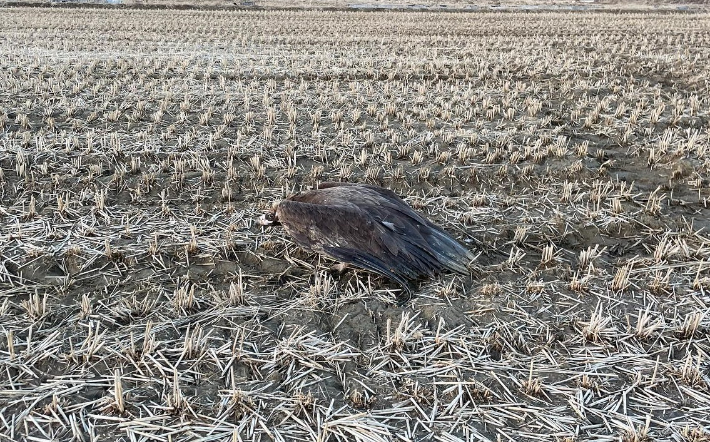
left=256, top=208, right=280, bottom=226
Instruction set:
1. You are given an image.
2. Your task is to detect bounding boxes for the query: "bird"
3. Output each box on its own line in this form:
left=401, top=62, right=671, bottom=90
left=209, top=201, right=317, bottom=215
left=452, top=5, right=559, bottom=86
left=257, top=182, right=474, bottom=295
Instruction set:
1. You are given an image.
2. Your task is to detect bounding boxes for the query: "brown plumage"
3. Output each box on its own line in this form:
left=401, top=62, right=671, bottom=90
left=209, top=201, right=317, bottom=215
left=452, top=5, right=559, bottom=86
left=258, top=182, right=474, bottom=294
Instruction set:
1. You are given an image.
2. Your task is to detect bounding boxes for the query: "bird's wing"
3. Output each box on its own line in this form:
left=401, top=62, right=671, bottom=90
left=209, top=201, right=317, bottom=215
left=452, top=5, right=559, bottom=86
left=275, top=199, right=443, bottom=288
left=311, top=183, right=476, bottom=273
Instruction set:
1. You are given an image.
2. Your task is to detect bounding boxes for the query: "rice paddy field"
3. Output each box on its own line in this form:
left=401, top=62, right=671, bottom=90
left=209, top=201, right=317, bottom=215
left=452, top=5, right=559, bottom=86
left=1, top=5, right=710, bottom=442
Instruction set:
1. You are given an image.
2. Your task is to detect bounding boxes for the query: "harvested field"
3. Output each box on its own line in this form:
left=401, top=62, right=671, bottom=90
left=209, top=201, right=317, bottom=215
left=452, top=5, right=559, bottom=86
left=3, top=0, right=709, bottom=11
left=1, top=6, right=710, bottom=441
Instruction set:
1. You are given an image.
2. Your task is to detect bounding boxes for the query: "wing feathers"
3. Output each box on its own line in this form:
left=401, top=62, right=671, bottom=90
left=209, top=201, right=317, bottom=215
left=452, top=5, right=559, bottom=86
left=275, top=184, right=473, bottom=292
left=324, top=246, right=412, bottom=294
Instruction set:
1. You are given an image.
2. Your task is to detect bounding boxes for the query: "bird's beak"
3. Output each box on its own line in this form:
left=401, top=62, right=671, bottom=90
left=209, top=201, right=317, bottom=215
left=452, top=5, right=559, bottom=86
left=256, top=214, right=273, bottom=226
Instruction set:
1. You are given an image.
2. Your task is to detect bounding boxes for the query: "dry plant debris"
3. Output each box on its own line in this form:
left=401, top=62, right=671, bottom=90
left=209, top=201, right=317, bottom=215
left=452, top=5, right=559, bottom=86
left=1, top=6, right=710, bottom=441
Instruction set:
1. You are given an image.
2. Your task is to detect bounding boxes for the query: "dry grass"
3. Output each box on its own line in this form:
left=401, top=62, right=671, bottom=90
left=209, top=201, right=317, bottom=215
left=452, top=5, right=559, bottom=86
left=1, top=6, right=710, bottom=441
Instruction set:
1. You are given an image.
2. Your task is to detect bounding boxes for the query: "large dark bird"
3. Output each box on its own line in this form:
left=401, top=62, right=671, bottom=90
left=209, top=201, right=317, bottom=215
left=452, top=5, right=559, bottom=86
left=258, top=182, right=474, bottom=294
